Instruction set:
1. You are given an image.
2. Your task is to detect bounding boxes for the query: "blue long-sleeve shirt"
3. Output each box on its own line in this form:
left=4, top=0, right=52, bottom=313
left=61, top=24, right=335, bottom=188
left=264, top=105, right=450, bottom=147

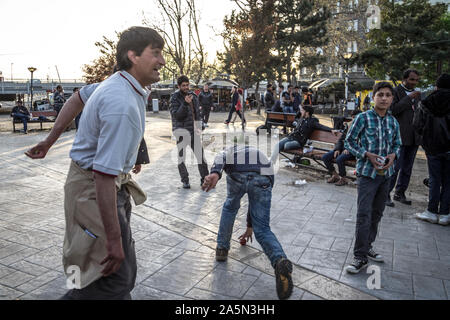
left=344, top=109, right=402, bottom=179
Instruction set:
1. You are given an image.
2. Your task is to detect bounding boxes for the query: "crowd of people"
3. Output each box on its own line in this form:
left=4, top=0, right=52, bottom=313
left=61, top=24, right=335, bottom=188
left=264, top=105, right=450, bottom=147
left=20, top=25, right=449, bottom=300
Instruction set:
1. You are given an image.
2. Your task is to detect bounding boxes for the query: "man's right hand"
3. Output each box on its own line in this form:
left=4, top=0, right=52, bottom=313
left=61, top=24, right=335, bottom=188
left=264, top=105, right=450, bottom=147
left=25, top=140, right=52, bottom=159
left=334, top=150, right=340, bottom=159
left=202, top=173, right=220, bottom=192
left=365, top=152, right=383, bottom=168
left=185, top=94, right=193, bottom=104
left=100, top=237, right=125, bottom=277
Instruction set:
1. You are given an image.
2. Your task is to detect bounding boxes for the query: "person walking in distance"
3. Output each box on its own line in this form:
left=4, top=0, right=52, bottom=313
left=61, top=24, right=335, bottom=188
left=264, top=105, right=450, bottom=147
left=198, top=83, right=213, bottom=128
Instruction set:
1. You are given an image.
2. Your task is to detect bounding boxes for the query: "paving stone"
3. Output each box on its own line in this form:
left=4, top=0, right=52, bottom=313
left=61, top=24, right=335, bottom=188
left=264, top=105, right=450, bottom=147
left=185, top=288, right=236, bottom=300
left=331, top=238, right=353, bottom=253
left=311, top=266, right=342, bottom=281
left=16, top=271, right=63, bottom=295
left=9, top=261, right=49, bottom=277
left=444, top=280, right=450, bottom=299
left=0, top=264, right=16, bottom=278
left=0, top=243, right=27, bottom=260
left=0, top=270, right=35, bottom=288
left=301, top=291, right=324, bottom=300
left=214, top=258, right=248, bottom=273
left=242, top=266, right=262, bottom=278
left=413, top=275, right=448, bottom=300
left=143, top=251, right=215, bottom=295
left=298, top=248, right=347, bottom=270
left=418, top=241, right=440, bottom=260
left=196, top=269, right=258, bottom=298
left=380, top=270, right=413, bottom=295
left=0, top=247, right=40, bottom=265
left=309, top=235, right=335, bottom=250
left=242, top=273, right=304, bottom=300
left=394, top=255, right=450, bottom=280
left=292, top=232, right=313, bottom=247
left=24, top=247, right=63, bottom=271
left=131, top=284, right=189, bottom=300
left=394, top=240, right=419, bottom=257
left=0, top=284, right=23, bottom=300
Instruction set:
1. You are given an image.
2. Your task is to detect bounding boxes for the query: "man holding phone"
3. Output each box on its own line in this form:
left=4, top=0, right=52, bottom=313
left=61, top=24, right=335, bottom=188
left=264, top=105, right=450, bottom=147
left=169, top=75, right=209, bottom=189
left=344, top=82, right=401, bottom=274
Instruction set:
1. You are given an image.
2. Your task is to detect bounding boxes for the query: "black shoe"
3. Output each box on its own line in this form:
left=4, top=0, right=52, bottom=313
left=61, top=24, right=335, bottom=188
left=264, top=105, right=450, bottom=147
left=385, top=195, right=395, bottom=207
left=215, top=248, right=228, bottom=262
left=367, top=248, right=384, bottom=262
left=275, top=258, right=293, bottom=300
left=423, top=178, right=429, bottom=188
left=345, top=258, right=368, bottom=274
left=393, top=192, right=411, bottom=205
left=182, top=182, right=191, bottom=189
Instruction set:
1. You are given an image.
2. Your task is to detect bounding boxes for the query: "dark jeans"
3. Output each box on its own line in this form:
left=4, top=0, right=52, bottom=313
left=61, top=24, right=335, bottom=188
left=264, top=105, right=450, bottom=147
left=61, top=187, right=137, bottom=300
left=426, top=152, right=450, bottom=215
left=176, top=133, right=209, bottom=184
left=12, top=113, right=29, bottom=132
left=354, top=175, right=389, bottom=260
left=270, top=137, right=302, bottom=164
left=389, top=145, right=419, bottom=195
left=322, top=150, right=355, bottom=177
left=201, top=106, right=211, bottom=124
left=226, top=105, right=242, bottom=123
left=217, top=172, right=286, bottom=268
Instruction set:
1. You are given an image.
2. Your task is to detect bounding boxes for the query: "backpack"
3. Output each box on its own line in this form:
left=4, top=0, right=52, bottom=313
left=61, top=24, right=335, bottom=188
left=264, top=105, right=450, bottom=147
left=414, top=105, right=450, bottom=155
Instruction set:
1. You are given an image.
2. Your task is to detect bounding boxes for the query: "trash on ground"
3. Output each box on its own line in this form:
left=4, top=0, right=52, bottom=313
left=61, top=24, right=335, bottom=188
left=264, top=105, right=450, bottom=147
left=294, top=179, right=307, bottom=185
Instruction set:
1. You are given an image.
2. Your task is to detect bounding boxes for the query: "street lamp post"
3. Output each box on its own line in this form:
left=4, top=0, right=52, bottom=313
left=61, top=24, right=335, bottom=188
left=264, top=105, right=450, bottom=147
left=28, top=67, right=37, bottom=111
left=342, top=53, right=353, bottom=116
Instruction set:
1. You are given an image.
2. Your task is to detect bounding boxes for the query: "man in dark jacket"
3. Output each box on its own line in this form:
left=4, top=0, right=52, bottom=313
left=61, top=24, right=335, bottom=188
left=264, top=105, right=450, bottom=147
left=322, top=109, right=361, bottom=186
left=270, top=105, right=336, bottom=164
left=53, top=85, right=66, bottom=117
left=11, top=100, right=31, bottom=133
left=170, top=75, right=209, bottom=189
left=264, top=84, right=276, bottom=112
left=386, top=69, right=421, bottom=207
left=414, top=73, right=450, bottom=226
left=198, top=83, right=213, bottom=127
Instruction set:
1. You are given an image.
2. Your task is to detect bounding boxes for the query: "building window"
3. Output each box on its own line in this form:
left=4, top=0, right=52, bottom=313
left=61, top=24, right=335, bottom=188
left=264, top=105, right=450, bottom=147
left=353, top=41, right=358, bottom=53
left=354, top=20, right=358, bottom=31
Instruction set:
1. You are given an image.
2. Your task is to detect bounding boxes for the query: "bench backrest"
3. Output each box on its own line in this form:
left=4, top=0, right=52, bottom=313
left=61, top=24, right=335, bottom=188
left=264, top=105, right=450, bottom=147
left=266, top=111, right=296, bottom=126
left=309, top=130, right=341, bottom=144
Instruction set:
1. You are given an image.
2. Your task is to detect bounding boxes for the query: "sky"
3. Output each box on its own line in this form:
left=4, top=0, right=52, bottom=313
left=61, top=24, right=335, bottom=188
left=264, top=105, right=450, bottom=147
left=0, top=0, right=238, bottom=80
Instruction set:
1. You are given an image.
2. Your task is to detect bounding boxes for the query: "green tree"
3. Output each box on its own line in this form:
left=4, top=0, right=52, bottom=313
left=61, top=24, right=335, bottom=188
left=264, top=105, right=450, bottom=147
left=357, top=0, right=449, bottom=86
left=275, top=0, right=330, bottom=83
left=82, top=34, right=119, bottom=84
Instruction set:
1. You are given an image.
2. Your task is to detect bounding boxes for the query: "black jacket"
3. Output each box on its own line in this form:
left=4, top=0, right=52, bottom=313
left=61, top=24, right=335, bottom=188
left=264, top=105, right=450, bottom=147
left=333, top=126, right=348, bottom=152
left=231, top=91, right=239, bottom=108
left=169, top=90, right=201, bottom=134
left=11, top=106, right=30, bottom=117
left=413, top=88, right=450, bottom=156
left=198, top=90, right=213, bottom=107
left=264, top=90, right=275, bottom=111
left=391, top=84, right=421, bottom=146
left=288, top=116, right=332, bottom=147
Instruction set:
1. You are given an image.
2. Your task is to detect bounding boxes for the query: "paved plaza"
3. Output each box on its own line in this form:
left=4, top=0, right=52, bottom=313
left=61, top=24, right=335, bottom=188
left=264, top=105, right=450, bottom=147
left=0, top=110, right=449, bottom=300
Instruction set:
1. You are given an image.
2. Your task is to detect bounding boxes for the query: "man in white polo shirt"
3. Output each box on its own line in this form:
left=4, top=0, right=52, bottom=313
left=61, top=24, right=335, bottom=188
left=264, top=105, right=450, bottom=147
left=59, top=26, right=165, bottom=300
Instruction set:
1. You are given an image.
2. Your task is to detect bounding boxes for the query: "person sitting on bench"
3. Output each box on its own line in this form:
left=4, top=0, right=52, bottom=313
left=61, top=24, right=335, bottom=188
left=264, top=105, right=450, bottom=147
left=322, top=109, right=362, bottom=186
left=11, top=100, right=31, bottom=134
left=270, top=105, right=337, bottom=164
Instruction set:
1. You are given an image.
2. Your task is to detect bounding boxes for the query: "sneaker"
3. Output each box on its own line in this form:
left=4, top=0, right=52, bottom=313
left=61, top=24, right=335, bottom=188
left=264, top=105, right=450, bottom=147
left=345, top=258, right=368, bottom=274
left=182, top=182, right=191, bottom=189
left=393, top=192, right=412, bottom=205
left=385, top=195, right=395, bottom=207
left=327, top=174, right=340, bottom=184
left=415, top=210, right=438, bottom=224
left=335, top=177, right=348, bottom=186
left=215, top=248, right=228, bottom=262
left=367, top=249, right=384, bottom=262
left=224, top=120, right=229, bottom=125
left=274, top=258, right=293, bottom=300
left=423, top=178, right=430, bottom=188
left=438, top=214, right=450, bottom=226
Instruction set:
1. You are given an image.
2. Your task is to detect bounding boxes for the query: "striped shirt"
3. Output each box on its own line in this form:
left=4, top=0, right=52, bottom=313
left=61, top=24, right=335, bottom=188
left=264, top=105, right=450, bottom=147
left=344, top=109, right=402, bottom=179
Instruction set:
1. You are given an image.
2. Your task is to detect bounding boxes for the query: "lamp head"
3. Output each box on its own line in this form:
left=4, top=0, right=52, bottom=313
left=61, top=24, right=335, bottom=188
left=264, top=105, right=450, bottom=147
left=28, top=67, right=37, bottom=73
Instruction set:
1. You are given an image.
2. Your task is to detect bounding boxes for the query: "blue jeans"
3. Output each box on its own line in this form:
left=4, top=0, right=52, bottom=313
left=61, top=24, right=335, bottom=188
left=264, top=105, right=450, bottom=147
left=217, top=172, right=286, bottom=268
left=283, top=106, right=294, bottom=113
left=426, top=152, right=450, bottom=215
left=354, top=175, right=389, bottom=260
left=12, top=113, right=29, bottom=132
left=270, top=137, right=302, bottom=164
left=389, top=145, right=419, bottom=195
left=322, top=150, right=355, bottom=177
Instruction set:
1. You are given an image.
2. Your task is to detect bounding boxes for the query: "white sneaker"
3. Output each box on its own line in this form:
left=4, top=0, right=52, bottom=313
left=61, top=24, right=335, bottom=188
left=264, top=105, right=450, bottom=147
left=438, top=214, right=450, bottom=226
left=415, top=210, right=438, bottom=224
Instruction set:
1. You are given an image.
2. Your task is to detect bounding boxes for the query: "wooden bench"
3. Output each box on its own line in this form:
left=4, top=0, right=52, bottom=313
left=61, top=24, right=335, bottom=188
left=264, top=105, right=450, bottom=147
left=280, top=130, right=356, bottom=170
left=265, top=111, right=297, bottom=133
left=12, top=110, right=57, bottom=132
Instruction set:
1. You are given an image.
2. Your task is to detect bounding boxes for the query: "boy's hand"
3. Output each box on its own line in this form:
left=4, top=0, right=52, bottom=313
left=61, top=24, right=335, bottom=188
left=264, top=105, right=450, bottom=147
left=381, top=153, right=396, bottom=170
left=238, top=227, right=253, bottom=245
left=202, top=173, right=220, bottom=192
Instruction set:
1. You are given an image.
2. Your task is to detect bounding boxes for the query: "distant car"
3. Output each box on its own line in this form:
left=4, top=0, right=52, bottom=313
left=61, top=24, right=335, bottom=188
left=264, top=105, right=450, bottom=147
left=34, top=99, right=52, bottom=111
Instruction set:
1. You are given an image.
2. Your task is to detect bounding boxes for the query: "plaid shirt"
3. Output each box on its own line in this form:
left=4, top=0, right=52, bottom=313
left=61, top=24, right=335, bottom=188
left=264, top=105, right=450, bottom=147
left=344, top=109, right=402, bottom=179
